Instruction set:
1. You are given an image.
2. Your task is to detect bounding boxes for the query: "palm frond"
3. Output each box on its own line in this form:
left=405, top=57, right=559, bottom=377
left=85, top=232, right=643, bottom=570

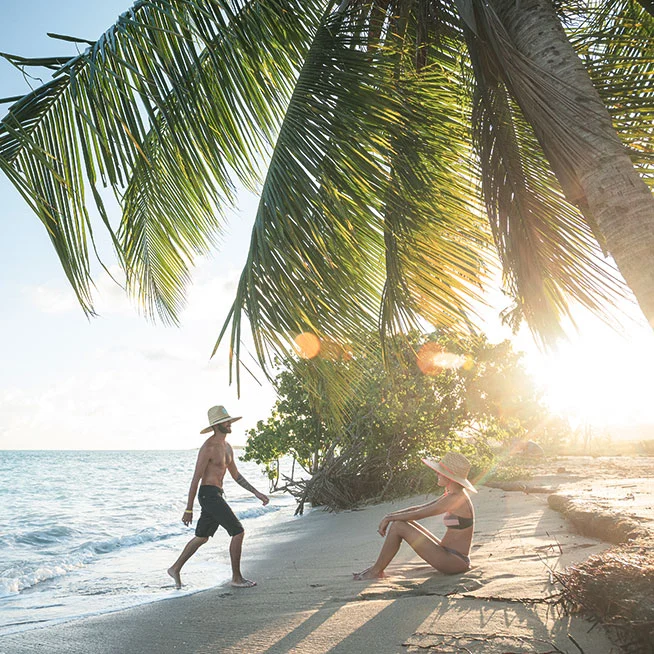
left=379, top=64, right=491, bottom=347
left=216, top=5, right=393, bottom=385
left=634, top=0, right=654, bottom=19
left=118, top=1, right=327, bottom=322
left=216, top=3, right=492, bottom=390
left=566, top=0, right=654, bottom=187
left=0, top=0, right=326, bottom=320
left=464, top=6, right=628, bottom=344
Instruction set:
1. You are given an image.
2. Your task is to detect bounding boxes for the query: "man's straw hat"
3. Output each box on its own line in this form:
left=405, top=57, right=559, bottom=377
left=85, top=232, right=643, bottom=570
left=422, top=452, right=477, bottom=493
left=200, top=405, right=242, bottom=434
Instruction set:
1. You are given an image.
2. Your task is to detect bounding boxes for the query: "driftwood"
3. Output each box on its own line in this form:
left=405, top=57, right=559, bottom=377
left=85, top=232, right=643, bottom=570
left=282, top=434, right=432, bottom=515
left=553, top=539, right=654, bottom=654
left=483, top=481, right=555, bottom=494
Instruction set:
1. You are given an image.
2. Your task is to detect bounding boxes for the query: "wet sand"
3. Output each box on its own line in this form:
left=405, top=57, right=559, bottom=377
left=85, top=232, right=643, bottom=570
left=5, top=457, right=648, bottom=653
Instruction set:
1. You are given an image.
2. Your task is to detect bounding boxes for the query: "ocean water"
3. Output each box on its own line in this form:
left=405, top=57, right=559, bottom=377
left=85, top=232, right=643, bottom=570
left=0, top=450, right=297, bottom=635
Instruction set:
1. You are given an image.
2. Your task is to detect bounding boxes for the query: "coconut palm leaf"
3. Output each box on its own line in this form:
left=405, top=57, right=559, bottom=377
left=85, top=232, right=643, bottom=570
left=464, top=2, right=628, bottom=342
left=118, top=1, right=327, bottom=323
left=214, top=4, right=494, bottom=389
left=378, top=66, right=489, bottom=347
left=214, top=5, right=396, bottom=382
left=2, top=0, right=653, bottom=392
left=634, top=0, right=654, bottom=19
left=377, top=3, right=490, bottom=347
left=0, top=0, right=326, bottom=319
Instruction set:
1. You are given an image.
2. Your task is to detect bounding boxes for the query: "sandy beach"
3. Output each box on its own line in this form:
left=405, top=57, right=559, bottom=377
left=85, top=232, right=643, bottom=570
left=6, top=457, right=652, bottom=654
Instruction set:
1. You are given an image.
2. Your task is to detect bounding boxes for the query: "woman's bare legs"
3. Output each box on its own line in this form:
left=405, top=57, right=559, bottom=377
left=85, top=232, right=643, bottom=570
left=353, top=521, right=468, bottom=579
left=407, top=520, right=441, bottom=545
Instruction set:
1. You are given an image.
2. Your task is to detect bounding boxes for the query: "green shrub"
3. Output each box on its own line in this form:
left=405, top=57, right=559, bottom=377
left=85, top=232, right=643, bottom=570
left=244, top=331, right=550, bottom=513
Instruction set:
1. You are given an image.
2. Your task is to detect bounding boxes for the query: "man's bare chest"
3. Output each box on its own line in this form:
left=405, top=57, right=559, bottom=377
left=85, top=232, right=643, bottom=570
left=206, top=449, right=231, bottom=469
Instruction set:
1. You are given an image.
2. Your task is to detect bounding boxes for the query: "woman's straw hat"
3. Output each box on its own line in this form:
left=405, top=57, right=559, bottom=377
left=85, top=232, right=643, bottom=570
left=200, top=405, right=242, bottom=434
left=422, top=452, right=477, bottom=493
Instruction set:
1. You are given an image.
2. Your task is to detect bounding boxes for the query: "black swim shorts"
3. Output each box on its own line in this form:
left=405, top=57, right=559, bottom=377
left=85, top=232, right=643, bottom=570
left=195, top=485, right=244, bottom=538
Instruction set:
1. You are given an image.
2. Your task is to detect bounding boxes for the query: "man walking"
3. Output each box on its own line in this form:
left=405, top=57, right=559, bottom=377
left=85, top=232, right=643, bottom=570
left=167, top=405, right=269, bottom=589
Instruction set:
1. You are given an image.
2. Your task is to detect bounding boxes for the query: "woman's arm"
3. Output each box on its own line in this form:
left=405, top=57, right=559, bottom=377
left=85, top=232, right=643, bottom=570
left=384, top=499, right=440, bottom=522
left=385, top=501, right=432, bottom=517
left=386, top=498, right=446, bottom=522
left=376, top=496, right=451, bottom=535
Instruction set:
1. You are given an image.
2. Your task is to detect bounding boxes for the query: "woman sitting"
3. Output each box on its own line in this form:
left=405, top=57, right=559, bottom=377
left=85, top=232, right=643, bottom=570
left=353, top=451, right=476, bottom=580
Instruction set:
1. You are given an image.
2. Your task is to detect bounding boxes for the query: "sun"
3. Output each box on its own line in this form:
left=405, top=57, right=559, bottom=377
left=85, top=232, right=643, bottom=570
left=519, top=320, right=654, bottom=430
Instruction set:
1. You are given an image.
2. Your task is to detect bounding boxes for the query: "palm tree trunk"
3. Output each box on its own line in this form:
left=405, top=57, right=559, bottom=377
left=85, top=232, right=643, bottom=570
left=492, top=0, right=654, bottom=325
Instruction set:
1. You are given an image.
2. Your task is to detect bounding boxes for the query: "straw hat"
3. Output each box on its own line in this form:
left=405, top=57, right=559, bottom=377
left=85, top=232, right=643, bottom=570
left=200, top=405, right=242, bottom=434
left=422, top=452, right=477, bottom=493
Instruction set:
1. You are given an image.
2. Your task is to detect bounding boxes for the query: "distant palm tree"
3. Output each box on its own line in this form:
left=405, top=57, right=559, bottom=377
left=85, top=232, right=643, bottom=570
left=1, top=0, right=652, bottom=379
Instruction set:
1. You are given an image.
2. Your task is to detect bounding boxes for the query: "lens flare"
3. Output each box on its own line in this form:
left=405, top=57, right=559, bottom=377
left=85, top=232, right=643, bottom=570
left=417, top=342, right=445, bottom=375
left=293, top=332, right=321, bottom=359
left=417, top=343, right=468, bottom=375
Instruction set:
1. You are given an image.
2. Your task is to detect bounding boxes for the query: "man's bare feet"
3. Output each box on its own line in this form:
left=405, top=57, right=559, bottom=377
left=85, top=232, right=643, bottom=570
left=167, top=567, right=182, bottom=589
left=230, top=578, right=257, bottom=588
left=352, top=568, right=385, bottom=581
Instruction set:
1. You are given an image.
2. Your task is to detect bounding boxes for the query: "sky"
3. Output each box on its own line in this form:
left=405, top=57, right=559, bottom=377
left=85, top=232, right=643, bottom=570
left=1, top=1, right=654, bottom=450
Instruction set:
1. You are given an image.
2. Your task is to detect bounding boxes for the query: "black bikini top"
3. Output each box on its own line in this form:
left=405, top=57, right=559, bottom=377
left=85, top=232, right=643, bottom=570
left=443, top=512, right=474, bottom=530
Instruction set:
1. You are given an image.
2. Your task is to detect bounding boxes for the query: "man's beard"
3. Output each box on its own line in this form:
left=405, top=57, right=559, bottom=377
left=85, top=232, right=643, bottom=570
left=217, top=423, right=230, bottom=434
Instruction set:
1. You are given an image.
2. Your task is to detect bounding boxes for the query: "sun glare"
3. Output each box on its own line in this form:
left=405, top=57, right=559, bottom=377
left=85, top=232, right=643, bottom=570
left=519, top=324, right=654, bottom=432
left=417, top=342, right=469, bottom=375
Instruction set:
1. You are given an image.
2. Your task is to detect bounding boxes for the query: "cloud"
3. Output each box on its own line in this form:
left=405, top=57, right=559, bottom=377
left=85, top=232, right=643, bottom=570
left=23, top=260, right=243, bottom=327
left=24, top=284, right=79, bottom=314
left=23, top=266, right=135, bottom=318
left=141, top=348, right=183, bottom=362
left=181, top=265, right=242, bottom=324
left=8, top=250, right=277, bottom=450
left=0, top=336, right=276, bottom=450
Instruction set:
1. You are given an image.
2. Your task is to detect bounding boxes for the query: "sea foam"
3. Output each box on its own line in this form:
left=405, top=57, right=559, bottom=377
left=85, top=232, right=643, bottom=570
left=0, top=450, right=296, bottom=634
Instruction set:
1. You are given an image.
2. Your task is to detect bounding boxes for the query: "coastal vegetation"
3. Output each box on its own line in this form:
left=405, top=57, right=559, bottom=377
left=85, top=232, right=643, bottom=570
left=241, top=331, right=556, bottom=513
left=0, top=1, right=652, bottom=391
left=2, top=5, right=653, bottom=650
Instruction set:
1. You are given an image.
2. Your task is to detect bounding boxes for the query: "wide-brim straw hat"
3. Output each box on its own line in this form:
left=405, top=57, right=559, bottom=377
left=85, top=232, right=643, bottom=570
left=200, top=405, right=242, bottom=434
left=422, top=451, right=477, bottom=493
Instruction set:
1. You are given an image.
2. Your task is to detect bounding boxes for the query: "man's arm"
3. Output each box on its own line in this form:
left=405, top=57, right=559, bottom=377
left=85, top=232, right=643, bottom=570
left=182, top=445, right=209, bottom=525
left=227, top=451, right=269, bottom=506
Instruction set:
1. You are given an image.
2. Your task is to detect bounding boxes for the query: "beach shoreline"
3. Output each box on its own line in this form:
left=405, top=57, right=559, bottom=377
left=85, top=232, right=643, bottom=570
left=5, top=457, right=650, bottom=653
left=0, top=451, right=298, bottom=637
